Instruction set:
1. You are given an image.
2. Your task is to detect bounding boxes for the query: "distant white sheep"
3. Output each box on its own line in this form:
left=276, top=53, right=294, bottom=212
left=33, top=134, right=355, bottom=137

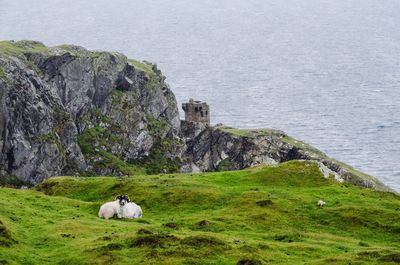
left=98, top=195, right=129, bottom=219
left=317, top=200, right=326, bottom=208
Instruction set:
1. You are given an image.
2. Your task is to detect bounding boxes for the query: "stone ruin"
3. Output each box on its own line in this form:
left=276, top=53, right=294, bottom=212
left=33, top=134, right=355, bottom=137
left=182, top=99, right=210, bottom=126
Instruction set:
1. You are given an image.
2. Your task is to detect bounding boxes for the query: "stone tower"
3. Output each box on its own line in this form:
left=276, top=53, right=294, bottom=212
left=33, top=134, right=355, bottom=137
left=182, top=99, right=210, bottom=126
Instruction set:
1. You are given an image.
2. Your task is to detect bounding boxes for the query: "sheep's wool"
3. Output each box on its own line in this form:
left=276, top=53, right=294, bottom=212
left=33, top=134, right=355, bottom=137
left=98, top=201, right=120, bottom=219
left=122, top=202, right=143, bottom=218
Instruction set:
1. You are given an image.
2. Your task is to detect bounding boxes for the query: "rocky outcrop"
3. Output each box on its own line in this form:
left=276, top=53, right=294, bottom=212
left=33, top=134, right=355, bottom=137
left=0, top=40, right=182, bottom=184
left=181, top=121, right=299, bottom=172
left=0, top=40, right=390, bottom=191
left=181, top=123, right=390, bottom=191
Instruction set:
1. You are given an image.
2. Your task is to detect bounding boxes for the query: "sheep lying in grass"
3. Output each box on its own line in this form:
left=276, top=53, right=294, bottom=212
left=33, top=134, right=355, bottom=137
left=98, top=195, right=129, bottom=219
left=317, top=200, right=326, bottom=208
left=122, top=200, right=143, bottom=219
left=98, top=195, right=142, bottom=219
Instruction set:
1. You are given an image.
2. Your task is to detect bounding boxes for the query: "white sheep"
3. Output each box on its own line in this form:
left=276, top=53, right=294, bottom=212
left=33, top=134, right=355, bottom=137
left=121, top=201, right=143, bottom=219
left=317, top=200, right=326, bottom=208
left=98, top=195, right=129, bottom=219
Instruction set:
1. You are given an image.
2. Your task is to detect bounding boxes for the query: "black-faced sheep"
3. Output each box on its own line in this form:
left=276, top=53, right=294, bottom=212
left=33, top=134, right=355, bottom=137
left=98, top=195, right=129, bottom=219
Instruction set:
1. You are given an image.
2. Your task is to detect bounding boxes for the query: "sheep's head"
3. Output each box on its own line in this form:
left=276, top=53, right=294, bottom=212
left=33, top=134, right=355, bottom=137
left=115, top=195, right=129, bottom=206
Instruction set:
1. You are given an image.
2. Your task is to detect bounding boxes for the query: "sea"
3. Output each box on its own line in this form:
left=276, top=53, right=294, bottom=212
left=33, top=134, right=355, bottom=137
left=1, top=0, right=399, bottom=191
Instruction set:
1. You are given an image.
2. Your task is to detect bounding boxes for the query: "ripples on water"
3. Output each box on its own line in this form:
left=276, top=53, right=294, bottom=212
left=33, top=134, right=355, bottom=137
left=1, top=0, right=399, bottom=191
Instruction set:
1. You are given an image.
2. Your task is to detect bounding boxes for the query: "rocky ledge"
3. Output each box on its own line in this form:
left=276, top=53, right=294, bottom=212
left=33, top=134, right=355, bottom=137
left=0, top=40, right=391, bottom=191
left=180, top=122, right=389, bottom=191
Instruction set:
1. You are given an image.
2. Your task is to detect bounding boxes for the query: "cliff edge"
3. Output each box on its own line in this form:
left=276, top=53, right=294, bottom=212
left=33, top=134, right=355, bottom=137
left=0, top=40, right=391, bottom=191
left=181, top=122, right=390, bottom=191
left=0, top=40, right=181, bottom=184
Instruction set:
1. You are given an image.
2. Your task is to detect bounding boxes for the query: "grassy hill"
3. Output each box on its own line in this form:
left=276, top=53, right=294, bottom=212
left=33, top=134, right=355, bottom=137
left=0, top=160, right=399, bottom=264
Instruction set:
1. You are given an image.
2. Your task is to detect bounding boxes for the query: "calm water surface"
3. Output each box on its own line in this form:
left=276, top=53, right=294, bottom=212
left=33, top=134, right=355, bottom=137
left=1, top=0, right=399, bottom=191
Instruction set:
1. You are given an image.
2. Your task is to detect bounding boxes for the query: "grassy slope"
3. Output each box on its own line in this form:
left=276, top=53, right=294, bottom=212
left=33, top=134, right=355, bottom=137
left=216, top=126, right=286, bottom=139
left=0, top=161, right=399, bottom=265
left=0, top=40, right=48, bottom=56
left=127, top=59, right=154, bottom=76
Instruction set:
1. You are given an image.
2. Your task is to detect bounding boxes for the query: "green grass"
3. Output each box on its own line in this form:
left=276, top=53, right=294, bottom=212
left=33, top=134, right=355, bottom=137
left=0, top=40, right=48, bottom=57
left=1, top=160, right=399, bottom=264
left=0, top=67, right=8, bottom=82
left=282, top=136, right=388, bottom=190
left=216, top=126, right=284, bottom=139
left=128, top=59, right=154, bottom=76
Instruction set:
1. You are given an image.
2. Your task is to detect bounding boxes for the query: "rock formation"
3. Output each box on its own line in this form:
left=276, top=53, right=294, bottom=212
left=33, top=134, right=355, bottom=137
left=180, top=122, right=389, bottom=191
left=0, top=40, right=390, bottom=191
left=0, top=40, right=181, bottom=184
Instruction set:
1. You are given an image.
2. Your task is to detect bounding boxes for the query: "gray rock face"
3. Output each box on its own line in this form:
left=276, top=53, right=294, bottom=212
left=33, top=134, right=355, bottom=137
left=0, top=41, right=181, bottom=184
